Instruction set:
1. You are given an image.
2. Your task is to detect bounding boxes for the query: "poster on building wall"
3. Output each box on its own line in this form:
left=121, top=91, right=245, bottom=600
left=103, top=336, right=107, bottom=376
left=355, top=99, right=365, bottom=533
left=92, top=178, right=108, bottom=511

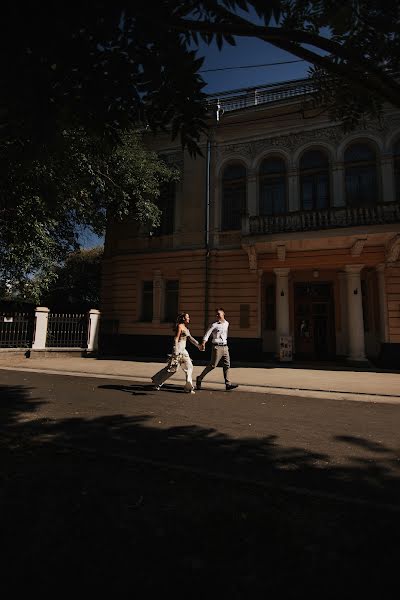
left=279, top=336, right=293, bottom=362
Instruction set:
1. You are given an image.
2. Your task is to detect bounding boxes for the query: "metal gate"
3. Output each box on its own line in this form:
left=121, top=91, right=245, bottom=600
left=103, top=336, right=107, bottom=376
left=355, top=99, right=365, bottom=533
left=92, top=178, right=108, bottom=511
left=0, top=313, right=35, bottom=348
left=46, top=313, right=89, bottom=348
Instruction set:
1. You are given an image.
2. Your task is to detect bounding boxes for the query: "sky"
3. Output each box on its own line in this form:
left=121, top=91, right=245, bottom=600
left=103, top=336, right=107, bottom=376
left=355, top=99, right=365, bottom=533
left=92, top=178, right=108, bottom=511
left=79, top=36, right=311, bottom=249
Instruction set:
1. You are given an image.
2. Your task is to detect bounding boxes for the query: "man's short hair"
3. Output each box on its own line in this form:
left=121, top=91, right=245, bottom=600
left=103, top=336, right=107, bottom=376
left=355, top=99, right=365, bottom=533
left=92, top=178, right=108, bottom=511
left=216, top=307, right=225, bottom=313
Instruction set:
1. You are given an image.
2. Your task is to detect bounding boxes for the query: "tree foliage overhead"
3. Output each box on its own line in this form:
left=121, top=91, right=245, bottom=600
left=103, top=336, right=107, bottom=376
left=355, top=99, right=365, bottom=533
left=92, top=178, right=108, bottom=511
left=2, top=2, right=399, bottom=156
left=0, top=130, right=178, bottom=301
left=41, top=247, right=104, bottom=309
left=1, top=1, right=399, bottom=299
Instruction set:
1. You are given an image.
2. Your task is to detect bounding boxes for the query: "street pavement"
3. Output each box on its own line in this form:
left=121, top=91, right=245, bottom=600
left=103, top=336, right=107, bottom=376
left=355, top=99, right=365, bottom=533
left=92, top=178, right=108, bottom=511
left=1, top=353, right=400, bottom=403
left=1, top=368, right=400, bottom=595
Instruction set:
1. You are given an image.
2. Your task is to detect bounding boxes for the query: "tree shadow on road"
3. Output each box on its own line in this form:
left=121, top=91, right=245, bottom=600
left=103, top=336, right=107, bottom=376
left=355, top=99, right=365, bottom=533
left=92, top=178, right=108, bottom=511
left=1, top=379, right=400, bottom=595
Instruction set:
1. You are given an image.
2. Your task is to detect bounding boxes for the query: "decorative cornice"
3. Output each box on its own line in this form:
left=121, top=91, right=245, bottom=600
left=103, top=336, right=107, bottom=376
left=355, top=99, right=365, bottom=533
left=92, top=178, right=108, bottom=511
left=350, top=238, right=367, bottom=257
left=215, top=118, right=400, bottom=163
left=386, top=234, right=400, bottom=263
left=277, top=244, right=286, bottom=262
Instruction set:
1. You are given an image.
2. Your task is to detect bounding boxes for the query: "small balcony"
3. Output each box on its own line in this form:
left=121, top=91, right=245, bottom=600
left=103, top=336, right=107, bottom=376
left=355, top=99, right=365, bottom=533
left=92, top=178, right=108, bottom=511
left=243, top=203, right=400, bottom=236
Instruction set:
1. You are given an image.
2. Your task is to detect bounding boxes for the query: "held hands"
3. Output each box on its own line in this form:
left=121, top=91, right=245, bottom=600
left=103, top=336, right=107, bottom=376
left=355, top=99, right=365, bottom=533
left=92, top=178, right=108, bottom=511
left=199, top=342, right=205, bottom=352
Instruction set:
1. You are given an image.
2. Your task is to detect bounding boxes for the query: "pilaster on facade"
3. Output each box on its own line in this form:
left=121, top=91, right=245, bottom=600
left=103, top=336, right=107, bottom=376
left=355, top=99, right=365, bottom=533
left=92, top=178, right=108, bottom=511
left=381, top=156, right=396, bottom=204
left=337, top=272, right=348, bottom=355
left=332, top=162, right=346, bottom=207
left=247, top=171, right=257, bottom=217
left=274, top=268, right=290, bottom=356
left=376, top=263, right=389, bottom=342
left=287, top=170, right=299, bottom=212
left=344, top=264, right=367, bottom=362
left=152, top=270, right=164, bottom=325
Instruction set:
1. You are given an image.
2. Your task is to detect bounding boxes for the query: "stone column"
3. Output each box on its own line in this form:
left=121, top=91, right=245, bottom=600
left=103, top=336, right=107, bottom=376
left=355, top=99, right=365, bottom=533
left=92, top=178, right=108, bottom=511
left=337, top=272, right=348, bottom=356
left=332, top=162, right=346, bottom=207
left=87, top=309, right=101, bottom=352
left=247, top=172, right=257, bottom=217
left=287, top=169, right=299, bottom=212
left=152, top=270, right=163, bottom=325
left=32, top=307, right=50, bottom=350
left=344, top=265, right=367, bottom=362
left=376, top=264, right=389, bottom=342
left=274, top=268, right=290, bottom=355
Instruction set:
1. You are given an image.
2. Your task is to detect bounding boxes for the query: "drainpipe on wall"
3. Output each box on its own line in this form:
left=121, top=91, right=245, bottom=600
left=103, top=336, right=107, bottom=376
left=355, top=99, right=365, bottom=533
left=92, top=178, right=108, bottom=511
left=204, top=137, right=211, bottom=332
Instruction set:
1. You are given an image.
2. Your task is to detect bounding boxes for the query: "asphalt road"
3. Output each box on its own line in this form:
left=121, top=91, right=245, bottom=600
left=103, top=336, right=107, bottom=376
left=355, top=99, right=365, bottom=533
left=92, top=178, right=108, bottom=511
left=1, top=369, right=400, bottom=595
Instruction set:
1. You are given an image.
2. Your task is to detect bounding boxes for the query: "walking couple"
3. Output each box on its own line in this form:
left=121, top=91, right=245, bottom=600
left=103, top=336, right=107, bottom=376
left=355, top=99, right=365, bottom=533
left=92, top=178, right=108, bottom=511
left=151, top=308, right=239, bottom=394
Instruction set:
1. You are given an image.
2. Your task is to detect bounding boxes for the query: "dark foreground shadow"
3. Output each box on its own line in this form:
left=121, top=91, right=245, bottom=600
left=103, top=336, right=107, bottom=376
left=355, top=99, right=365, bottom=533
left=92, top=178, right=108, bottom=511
left=1, top=381, right=400, bottom=595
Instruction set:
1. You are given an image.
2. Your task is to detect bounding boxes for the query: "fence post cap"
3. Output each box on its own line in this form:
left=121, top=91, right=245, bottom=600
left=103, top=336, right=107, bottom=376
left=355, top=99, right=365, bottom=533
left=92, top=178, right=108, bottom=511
left=89, top=309, right=101, bottom=315
left=35, top=307, right=50, bottom=313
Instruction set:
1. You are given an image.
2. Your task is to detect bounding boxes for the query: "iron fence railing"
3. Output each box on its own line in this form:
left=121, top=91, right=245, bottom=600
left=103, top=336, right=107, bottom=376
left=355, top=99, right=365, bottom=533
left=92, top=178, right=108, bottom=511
left=0, top=313, right=35, bottom=348
left=206, top=77, right=315, bottom=113
left=46, top=313, right=89, bottom=348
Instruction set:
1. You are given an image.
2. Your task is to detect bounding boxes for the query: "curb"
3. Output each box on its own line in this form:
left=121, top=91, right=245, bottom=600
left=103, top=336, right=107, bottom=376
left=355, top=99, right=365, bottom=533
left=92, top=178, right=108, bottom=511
left=1, top=365, right=400, bottom=404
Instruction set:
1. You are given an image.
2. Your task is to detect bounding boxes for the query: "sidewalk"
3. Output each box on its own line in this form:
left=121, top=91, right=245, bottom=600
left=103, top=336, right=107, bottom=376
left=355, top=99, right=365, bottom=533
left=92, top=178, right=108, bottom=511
left=1, top=354, right=400, bottom=404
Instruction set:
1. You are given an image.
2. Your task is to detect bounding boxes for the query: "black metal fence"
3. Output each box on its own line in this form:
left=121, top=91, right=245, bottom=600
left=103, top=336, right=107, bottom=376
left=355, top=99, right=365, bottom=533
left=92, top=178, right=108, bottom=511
left=0, top=313, right=35, bottom=348
left=46, top=313, right=89, bottom=348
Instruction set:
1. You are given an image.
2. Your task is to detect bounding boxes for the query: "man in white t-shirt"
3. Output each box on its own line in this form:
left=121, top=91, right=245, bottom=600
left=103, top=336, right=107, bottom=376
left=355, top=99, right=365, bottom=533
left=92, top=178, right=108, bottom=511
left=196, top=308, right=239, bottom=391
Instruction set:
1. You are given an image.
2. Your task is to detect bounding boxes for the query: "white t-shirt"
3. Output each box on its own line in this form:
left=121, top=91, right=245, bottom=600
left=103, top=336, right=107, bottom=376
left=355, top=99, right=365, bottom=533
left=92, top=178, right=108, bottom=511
left=203, top=320, right=229, bottom=345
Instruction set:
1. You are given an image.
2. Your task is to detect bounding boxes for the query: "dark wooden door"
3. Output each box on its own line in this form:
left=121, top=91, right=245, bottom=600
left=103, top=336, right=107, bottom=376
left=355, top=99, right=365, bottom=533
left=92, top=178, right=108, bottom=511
left=294, top=283, right=335, bottom=359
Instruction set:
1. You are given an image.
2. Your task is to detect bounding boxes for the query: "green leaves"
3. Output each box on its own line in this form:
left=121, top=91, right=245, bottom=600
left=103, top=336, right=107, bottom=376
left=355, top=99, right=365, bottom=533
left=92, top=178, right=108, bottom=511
left=0, top=129, right=179, bottom=302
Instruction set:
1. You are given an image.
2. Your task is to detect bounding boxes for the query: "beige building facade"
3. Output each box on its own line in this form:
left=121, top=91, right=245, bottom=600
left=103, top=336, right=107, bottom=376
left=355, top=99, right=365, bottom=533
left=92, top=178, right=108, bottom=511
left=101, top=78, right=400, bottom=366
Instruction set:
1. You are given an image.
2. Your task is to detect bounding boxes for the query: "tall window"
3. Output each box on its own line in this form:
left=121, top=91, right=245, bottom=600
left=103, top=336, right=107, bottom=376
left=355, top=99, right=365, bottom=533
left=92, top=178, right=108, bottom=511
left=164, top=280, right=179, bottom=322
left=344, top=142, right=378, bottom=207
left=141, top=281, right=153, bottom=322
left=221, top=163, right=246, bottom=231
left=394, top=139, right=400, bottom=202
left=259, top=157, right=286, bottom=215
left=300, top=150, right=330, bottom=210
left=154, top=181, right=175, bottom=236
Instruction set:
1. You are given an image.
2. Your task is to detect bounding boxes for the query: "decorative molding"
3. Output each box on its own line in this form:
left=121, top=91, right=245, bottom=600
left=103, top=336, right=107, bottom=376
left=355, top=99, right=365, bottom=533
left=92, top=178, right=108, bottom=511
left=215, top=119, right=400, bottom=164
left=350, top=238, right=367, bottom=257
left=242, top=244, right=258, bottom=271
left=277, top=244, right=286, bottom=261
left=344, top=264, right=365, bottom=275
left=386, top=234, right=400, bottom=263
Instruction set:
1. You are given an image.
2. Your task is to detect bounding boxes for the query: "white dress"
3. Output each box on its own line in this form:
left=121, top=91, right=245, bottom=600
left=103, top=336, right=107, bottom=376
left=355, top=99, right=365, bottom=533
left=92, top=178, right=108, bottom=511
left=151, top=327, right=199, bottom=392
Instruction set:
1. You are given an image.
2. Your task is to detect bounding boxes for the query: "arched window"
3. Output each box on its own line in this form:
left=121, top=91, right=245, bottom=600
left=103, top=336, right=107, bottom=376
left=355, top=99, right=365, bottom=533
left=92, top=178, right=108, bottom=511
left=221, top=163, right=246, bottom=231
left=394, top=139, right=400, bottom=202
left=300, top=150, right=330, bottom=211
left=259, top=157, right=286, bottom=215
left=344, top=142, right=378, bottom=207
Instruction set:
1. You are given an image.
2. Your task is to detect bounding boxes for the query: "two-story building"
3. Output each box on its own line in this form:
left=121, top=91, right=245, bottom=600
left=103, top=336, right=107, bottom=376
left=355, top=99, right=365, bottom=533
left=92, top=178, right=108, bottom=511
left=101, top=77, right=400, bottom=366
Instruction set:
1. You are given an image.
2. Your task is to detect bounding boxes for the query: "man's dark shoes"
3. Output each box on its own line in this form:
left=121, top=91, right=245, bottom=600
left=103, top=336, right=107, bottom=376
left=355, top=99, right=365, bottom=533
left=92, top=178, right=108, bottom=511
left=226, top=383, right=238, bottom=391
left=196, top=377, right=202, bottom=390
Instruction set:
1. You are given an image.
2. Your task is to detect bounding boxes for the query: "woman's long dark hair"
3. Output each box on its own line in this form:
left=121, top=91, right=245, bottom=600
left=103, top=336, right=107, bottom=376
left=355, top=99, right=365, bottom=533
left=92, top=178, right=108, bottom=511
left=174, top=312, right=188, bottom=334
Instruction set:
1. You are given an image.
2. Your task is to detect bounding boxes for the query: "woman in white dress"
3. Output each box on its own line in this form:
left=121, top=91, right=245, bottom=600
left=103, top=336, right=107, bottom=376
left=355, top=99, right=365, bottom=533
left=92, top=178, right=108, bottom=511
left=151, top=312, right=201, bottom=393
